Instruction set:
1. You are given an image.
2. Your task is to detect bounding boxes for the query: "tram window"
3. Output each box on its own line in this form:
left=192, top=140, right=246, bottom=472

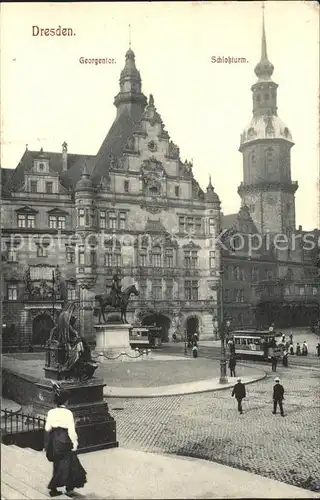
left=254, top=339, right=260, bottom=345
left=241, top=338, right=247, bottom=345
left=234, top=338, right=241, bottom=345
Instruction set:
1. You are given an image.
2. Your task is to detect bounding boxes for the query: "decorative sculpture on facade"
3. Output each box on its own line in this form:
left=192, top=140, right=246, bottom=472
left=94, top=274, right=139, bottom=324
left=46, top=303, right=98, bottom=381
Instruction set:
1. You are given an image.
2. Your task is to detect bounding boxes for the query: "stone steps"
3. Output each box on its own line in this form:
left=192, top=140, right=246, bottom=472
left=1, top=444, right=75, bottom=499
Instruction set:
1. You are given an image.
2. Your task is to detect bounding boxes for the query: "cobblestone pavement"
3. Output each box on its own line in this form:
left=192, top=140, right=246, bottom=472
left=108, top=365, right=320, bottom=491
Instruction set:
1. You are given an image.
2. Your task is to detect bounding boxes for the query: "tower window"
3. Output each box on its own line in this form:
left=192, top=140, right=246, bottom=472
left=175, top=186, right=180, bottom=197
left=284, top=127, right=289, bottom=138
left=124, top=180, right=129, bottom=193
left=256, top=94, right=261, bottom=103
left=46, top=182, right=53, bottom=193
left=30, top=181, right=38, bottom=193
left=264, top=93, right=269, bottom=100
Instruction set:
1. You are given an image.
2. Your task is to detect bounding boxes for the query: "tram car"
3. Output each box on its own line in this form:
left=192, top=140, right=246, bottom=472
left=230, top=330, right=283, bottom=360
left=129, top=326, right=162, bottom=348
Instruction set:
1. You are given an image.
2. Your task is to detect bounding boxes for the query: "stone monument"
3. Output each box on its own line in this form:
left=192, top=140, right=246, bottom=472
left=93, top=274, right=140, bottom=361
left=33, top=302, right=118, bottom=453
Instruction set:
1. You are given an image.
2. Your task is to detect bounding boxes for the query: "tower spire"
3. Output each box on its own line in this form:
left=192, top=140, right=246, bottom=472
left=254, top=2, right=274, bottom=80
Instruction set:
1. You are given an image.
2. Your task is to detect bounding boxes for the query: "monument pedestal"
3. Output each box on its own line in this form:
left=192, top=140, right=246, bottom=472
left=94, top=323, right=140, bottom=361
left=33, top=376, right=118, bottom=453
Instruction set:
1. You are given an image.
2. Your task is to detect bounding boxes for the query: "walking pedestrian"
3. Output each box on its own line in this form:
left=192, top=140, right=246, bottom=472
left=271, top=354, right=277, bottom=372
left=231, top=377, right=246, bottom=415
left=296, top=343, right=301, bottom=356
left=302, top=341, right=308, bottom=356
left=192, top=344, right=198, bottom=358
left=272, top=377, right=285, bottom=417
left=289, top=343, right=294, bottom=355
left=228, top=354, right=236, bottom=377
left=282, top=350, right=288, bottom=367
left=44, top=385, right=87, bottom=497
left=281, top=334, right=285, bottom=344
left=289, top=333, right=293, bottom=344
left=316, top=343, right=320, bottom=357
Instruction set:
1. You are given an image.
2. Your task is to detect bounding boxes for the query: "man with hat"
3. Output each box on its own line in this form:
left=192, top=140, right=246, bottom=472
left=273, top=377, right=285, bottom=416
left=231, top=377, right=246, bottom=415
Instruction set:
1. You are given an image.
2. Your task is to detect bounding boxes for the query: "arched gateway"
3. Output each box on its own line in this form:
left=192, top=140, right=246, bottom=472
left=141, top=313, right=171, bottom=342
left=186, top=316, right=200, bottom=338
left=32, top=313, right=54, bottom=346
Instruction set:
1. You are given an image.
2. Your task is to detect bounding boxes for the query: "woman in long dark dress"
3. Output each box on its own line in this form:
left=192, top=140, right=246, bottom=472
left=44, top=389, right=87, bottom=497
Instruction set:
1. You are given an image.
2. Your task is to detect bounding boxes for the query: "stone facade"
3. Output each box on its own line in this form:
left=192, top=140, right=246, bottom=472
left=1, top=49, right=221, bottom=346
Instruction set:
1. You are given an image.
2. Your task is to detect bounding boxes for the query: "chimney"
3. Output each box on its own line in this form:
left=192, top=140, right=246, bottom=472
left=62, top=142, right=68, bottom=171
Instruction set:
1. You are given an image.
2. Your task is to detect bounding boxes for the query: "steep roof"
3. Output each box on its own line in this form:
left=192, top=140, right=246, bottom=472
left=1, top=149, right=95, bottom=195
left=92, top=108, right=138, bottom=183
left=221, top=213, right=238, bottom=230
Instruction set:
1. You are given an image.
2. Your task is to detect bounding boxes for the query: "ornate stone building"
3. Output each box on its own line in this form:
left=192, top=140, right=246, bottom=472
left=1, top=48, right=221, bottom=347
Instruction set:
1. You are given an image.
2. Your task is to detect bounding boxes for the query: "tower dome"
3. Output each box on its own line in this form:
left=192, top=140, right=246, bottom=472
left=75, top=161, right=94, bottom=192
left=205, top=176, right=220, bottom=206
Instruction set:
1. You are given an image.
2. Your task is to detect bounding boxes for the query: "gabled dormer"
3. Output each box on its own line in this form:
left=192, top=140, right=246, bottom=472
left=33, top=148, right=50, bottom=174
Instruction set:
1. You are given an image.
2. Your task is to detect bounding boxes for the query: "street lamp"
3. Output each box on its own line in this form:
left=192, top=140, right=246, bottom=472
left=213, top=317, right=218, bottom=341
left=184, top=329, right=187, bottom=355
left=211, top=269, right=228, bottom=384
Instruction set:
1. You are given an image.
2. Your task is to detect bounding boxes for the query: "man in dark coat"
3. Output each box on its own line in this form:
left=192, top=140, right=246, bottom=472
left=228, top=354, right=236, bottom=377
left=231, top=377, right=246, bottom=414
left=273, top=377, right=285, bottom=416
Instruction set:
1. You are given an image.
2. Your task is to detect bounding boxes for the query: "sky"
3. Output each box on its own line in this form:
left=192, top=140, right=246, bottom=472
left=1, top=1, right=319, bottom=230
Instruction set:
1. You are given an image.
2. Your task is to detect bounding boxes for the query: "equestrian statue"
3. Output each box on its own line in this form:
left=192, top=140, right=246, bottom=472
left=94, top=274, right=139, bottom=324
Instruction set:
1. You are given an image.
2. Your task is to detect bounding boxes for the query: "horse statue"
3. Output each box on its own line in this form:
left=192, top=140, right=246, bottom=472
left=94, top=284, right=139, bottom=324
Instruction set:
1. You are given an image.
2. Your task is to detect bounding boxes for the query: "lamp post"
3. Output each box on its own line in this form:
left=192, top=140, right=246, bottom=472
left=52, top=270, right=55, bottom=321
left=184, top=328, right=187, bottom=355
left=218, top=268, right=228, bottom=384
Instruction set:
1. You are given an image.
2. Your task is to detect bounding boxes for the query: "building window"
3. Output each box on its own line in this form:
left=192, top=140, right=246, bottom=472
left=78, top=208, right=85, bottom=226
left=139, top=280, right=147, bottom=299
left=46, top=182, right=53, bottom=194
left=284, top=286, right=290, bottom=296
left=209, top=218, right=215, bottom=234
left=67, top=283, right=77, bottom=300
left=179, top=217, right=185, bottom=232
left=235, top=266, right=240, bottom=280
left=124, top=180, right=129, bottom=193
left=175, top=186, right=180, bottom=197
left=37, top=245, right=48, bottom=257
left=7, top=284, right=18, bottom=301
left=165, top=248, right=174, bottom=268
left=152, top=279, right=162, bottom=300
left=105, top=250, right=113, bottom=267
left=7, top=247, right=17, bottom=262
left=49, top=215, right=66, bottom=229
left=90, top=250, right=97, bottom=267
left=114, top=244, right=121, bottom=267
left=209, top=251, right=215, bottom=269
left=224, top=289, right=229, bottom=302
left=17, top=214, right=36, bottom=228
left=240, top=289, right=244, bottom=302
left=66, top=247, right=75, bottom=263
left=109, top=212, right=117, bottom=230
left=152, top=246, right=162, bottom=267
left=166, top=280, right=173, bottom=299
left=99, top=210, right=106, bottom=229
left=79, top=250, right=85, bottom=266
left=195, top=218, right=202, bottom=234
left=119, top=212, right=126, bottom=230
left=184, top=250, right=198, bottom=269
left=139, top=248, right=147, bottom=267
left=312, top=287, right=318, bottom=295
left=30, top=181, right=38, bottom=193
left=264, top=93, right=269, bottom=100
left=186, top=217, right=194, bottom=232
left=185, top=280, right=198, bottom=301
left=299, top=287, right=305, bottom=296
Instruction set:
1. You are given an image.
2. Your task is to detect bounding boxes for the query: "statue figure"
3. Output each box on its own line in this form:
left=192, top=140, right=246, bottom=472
left=94, top=276, right=139, bottom=324
left=110, top=274, right=122, bottom=308
left=47, top=303, right=98, bottom=381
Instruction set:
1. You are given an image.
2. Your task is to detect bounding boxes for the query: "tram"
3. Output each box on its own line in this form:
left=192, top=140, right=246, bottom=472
left=129, top=326, right=162, bottom=348
left=230, top=330, right=283, bottom=360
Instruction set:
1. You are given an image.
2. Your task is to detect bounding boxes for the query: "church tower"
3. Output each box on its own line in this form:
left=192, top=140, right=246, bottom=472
left=238, top=6, right=297, bottom=235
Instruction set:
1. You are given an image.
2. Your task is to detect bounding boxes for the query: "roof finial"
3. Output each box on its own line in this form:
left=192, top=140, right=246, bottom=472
left=25, top=144, right=28, bottom=151
left=129, top=24, right=131, bottom=49
left=254, top=1, right=274, bottom=80
left=82, top=158, right=89, bottom=176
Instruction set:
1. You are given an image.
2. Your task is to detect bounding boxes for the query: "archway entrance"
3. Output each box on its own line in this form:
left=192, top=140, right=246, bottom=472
left=32, top=313, right=54, bottom=346
left=142, top=314, right=171, bottom=342
left=186, top=316, right=199, bottom=337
